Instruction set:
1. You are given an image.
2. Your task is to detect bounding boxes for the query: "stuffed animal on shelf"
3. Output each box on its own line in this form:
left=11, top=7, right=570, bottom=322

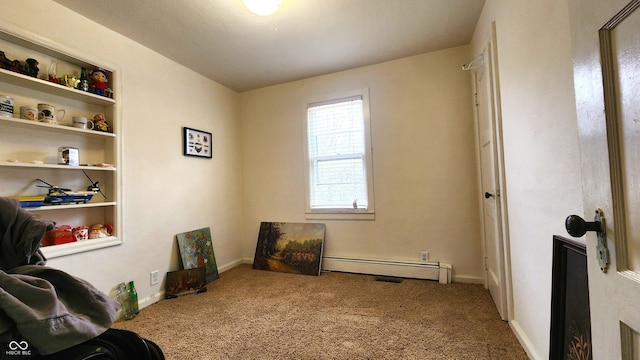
left=93, top=113, right=110, bottom=132
left=90, top=68, right=109, bottom=96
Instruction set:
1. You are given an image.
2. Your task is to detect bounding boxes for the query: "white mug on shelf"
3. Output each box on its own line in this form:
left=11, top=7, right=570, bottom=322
left=37, top=103, right=65, bottom=124
left=19, top=106, right=38, bottom=121
left=72, top=116, right=94, bottom=130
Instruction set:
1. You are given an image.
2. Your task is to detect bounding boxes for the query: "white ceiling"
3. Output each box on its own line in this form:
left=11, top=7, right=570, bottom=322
left=52, top=0, right=485, bottom=92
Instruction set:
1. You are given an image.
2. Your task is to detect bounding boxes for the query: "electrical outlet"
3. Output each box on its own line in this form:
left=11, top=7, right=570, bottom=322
left=420, top=251, right=429, bottom=263
left=150, top=270, right=160, bottom=286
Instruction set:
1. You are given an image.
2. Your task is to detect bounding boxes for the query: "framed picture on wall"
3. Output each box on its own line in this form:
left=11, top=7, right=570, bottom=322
left=183, top=127, right=212, bottom=158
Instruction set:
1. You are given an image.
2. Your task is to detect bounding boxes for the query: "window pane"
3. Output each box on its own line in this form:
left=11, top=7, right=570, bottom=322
left=315, top=130, right=364, bottom=157
left=316, top=158, right=365, bottom=185
left=311, top=158, right=367, bottom=208
left=307, top=96, right=370, bottom=210
left=308, top=98, right=364, bottom=158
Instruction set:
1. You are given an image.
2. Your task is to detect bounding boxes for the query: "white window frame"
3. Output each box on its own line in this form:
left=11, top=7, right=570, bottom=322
left=303, top=89, right=375, bottom=220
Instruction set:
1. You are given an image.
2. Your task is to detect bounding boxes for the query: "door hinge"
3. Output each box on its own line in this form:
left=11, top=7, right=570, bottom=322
left=483, top=257, right=488, bottom=270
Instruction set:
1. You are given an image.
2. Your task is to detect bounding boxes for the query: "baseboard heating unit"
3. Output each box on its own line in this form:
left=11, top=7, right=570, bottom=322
left=322, top=256, right=451, bottom=284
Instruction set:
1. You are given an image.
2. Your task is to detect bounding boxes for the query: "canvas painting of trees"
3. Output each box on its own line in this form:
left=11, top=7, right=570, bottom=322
left=253, top=222, right=326, bottom=276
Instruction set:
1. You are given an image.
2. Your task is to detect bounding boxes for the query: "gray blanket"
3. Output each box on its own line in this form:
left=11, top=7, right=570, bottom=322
left=0, top=197, right=118, bottom=355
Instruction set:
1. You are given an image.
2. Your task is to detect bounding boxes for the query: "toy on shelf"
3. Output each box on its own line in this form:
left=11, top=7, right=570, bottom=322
left=44, top=225, right=75, bottom=246
left=0, top=50, right=39, bottom=77
left=36, top=178, right=94, bottom=205
left=35, top=171, right=106, bottom=205
left=93, top=113, right=110, bottom=132
left=90, top=68, right=111, bottom=96
left=25, top=58, right=39, bottom=77
left=83, top=170, right=107, bottom=199
left=89, top=223, right=114, bottom=239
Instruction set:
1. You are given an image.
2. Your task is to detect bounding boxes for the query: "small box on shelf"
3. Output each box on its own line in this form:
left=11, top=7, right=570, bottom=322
left=58, top=146, right=79, bottom=166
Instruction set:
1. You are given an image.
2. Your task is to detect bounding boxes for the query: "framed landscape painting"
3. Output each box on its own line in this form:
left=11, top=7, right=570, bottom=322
left=176, top=227, right=219, bottom=284
left=253, top=222, right=325, bottom=276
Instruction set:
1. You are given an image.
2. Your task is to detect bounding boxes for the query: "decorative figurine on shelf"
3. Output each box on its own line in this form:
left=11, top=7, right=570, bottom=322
left=0, top=51, right=40, bottom=77
left=25, top=58, right=39, bottom=78
left=89, top=223, right=114, bottom=239
left=93, top=113, right=110, bottom=132
left=90, top=68, right=109, bottom=96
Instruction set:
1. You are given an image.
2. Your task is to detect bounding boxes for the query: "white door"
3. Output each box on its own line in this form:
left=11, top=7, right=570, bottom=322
left=569, top=0, right=640, bottom=357
left=474, top=35, right=509, bottom=321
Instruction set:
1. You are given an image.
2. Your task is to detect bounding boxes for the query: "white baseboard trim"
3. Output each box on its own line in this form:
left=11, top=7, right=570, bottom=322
left=218, top=258, right=245, bottom=273
left=509, top=319, right=542, bottom=360
left=138, top=291, right=163, bottom=309
left=451, top=274, right=484, bottom=284
left=242, top=256, right=452, bottom=283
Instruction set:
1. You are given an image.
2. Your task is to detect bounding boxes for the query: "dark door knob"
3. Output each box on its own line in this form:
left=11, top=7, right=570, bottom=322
left=565, top=214, right=601, bottom=237
left=566, top=209, right=609, bottom=273
left=484, top=192, right=494, bottom=199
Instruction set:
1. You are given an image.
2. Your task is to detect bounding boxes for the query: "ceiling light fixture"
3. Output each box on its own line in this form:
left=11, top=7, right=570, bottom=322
left=243, top=0, right=281, bottom=16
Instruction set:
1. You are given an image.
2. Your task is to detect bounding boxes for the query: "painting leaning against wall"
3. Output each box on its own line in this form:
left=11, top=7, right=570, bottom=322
left=176, top=227, right=220, bottom=284
left=253, top=222, right=326, bottom=276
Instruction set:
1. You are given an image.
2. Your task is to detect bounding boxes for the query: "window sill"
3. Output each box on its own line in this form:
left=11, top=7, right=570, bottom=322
left=305, top=211, right=375, bottom=221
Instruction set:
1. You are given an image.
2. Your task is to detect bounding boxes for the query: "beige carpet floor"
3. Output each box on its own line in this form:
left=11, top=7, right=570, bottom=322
left=113, top=264, right=528, bottom=359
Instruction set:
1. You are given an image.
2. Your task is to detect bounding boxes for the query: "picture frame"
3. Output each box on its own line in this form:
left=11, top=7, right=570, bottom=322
left=176, top=227, right=220, bottom=284
left=183, top=127, right=212, bottom=158
left=549, top=235, right=592, bottom=359
left=165, top=267, right=207, bottom=299
left=253, top=222, right=325, bottom=276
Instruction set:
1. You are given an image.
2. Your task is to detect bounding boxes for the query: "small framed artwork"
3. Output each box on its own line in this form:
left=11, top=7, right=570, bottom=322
left=549, top=235, right=592, bottom=359
left=165, top=267, right=207, bottom=299
left=183, top=127, right=212, bottom=158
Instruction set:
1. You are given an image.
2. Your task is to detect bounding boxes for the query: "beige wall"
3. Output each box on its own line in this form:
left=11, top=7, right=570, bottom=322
left=2, top=2, right=584, bottom=357
left=472, top=1, right=584, bottom=358
left=240, top=45, right=484, bottom=281
left=3, top=1, right=483, bottom=303
left=0, top=1, right=244, bottom=306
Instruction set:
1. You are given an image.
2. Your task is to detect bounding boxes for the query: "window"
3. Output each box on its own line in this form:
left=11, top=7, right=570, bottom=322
left=304, top=91, right=374, bottom=219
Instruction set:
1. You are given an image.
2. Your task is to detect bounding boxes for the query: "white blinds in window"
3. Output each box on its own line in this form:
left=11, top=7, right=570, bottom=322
left=307, top=96, right=367, bottom=209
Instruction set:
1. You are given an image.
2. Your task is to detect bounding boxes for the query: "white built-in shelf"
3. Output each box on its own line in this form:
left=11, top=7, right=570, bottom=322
left=0, top=68, right=115, bottom=106
left=24, top=202, right=116, bottom=212
left=0, top=161, right=116, bottom=170
left=0, top=116, right=116, bottom=138
left=0, top=26, right=121, bottom=259
left=41, top=236, right=121, bottom=259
